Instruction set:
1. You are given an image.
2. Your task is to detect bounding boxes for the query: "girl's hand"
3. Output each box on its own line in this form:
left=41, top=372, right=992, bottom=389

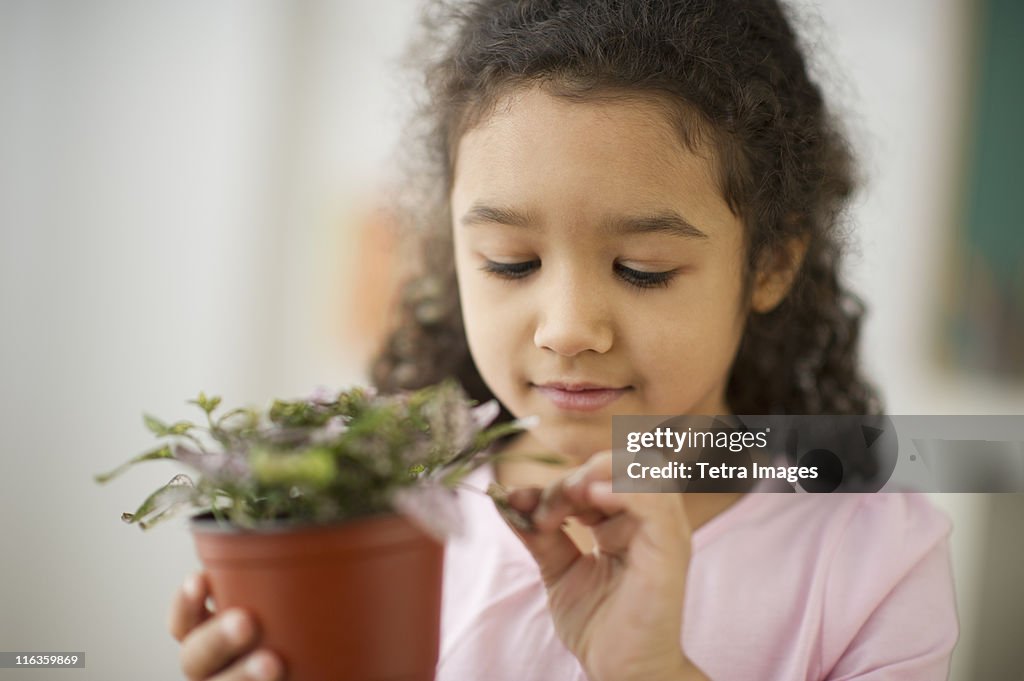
left=503, top=451, right=709, bottom=681
left=168, top=571, right=285, bottom=681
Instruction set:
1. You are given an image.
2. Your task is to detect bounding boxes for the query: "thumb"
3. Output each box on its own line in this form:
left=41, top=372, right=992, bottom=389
left=493, top=486, right=583, bottom=588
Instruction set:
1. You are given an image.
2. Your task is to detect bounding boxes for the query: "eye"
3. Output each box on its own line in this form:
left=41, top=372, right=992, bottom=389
left=479, top=259, right=540, bottom=280
left=479, top=259, right=679, bottom=290
left=614, top=262, right=678, bottom=290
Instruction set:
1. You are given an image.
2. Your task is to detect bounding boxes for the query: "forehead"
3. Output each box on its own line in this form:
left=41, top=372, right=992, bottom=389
left=450, top=86, right=733, bottom=231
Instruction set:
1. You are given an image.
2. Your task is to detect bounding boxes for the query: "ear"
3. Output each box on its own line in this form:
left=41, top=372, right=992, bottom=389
left=750, top=234, right=809, bottom=313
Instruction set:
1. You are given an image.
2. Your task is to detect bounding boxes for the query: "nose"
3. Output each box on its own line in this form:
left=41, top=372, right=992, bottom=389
left=532, top=269, right=614, bottom=357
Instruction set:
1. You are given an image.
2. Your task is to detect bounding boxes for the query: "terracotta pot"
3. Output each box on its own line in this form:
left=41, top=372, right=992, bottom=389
left=191, top=513, right=444, bottom=681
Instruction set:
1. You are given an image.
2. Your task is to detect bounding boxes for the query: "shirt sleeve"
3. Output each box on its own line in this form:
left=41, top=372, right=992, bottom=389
left=819, top=494, right=959, bottom=680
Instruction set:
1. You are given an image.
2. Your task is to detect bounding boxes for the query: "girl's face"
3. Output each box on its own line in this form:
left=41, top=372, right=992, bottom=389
left=451, top=87, right=752, bottom=461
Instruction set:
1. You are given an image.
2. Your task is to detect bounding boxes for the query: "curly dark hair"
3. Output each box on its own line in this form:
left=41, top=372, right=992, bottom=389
left=369, top=0, right=881, bottom=425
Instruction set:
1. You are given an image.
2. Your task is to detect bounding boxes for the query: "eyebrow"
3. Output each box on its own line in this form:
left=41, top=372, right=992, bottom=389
left=460, top=204, right=710, bottom=241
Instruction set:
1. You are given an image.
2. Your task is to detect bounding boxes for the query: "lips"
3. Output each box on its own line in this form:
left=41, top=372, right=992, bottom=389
left=532, top=381, right=630, bottom=412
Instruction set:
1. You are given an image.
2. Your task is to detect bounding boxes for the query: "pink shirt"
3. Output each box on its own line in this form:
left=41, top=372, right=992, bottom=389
left=438, top=463, right=958, bottom=681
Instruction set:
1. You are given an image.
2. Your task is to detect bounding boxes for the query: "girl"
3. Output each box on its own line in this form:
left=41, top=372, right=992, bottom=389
left=169, top=1, right=958, bottom=679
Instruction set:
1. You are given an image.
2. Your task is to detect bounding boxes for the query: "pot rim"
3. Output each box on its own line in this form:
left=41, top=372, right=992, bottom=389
left=188, top=509, right=404, bottom=535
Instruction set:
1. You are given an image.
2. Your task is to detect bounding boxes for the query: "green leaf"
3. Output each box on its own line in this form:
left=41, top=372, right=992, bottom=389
left=121, top=473, right=199, bottom=530
left=94, top=445, right=173, bottom=484
left=143, top=414, right=169, bottom=436
left=250, top=447, right=337, bottom=490
left=467, top=420, right=527, bottom=452
left=167, top=420, right=196, bottom=435
left=107, top=381, right=537, bottom=530
left=188, top=392, right=223, bottom=415
left=493, top=450, right=569, bottom=467
left=437, top=463, right=477, bottom=487
left=215, top=407, right=259, bottom=429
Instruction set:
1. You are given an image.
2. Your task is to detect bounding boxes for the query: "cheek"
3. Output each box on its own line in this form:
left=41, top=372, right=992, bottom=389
left=637, top=266, right=747, bottom=375
left=453, top=249, right=520, bottom=380
left=454, top=251, right=486, bottom=345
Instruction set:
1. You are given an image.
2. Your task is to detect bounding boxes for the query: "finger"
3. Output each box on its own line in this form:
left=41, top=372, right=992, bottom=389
left=589, top=511, right=641, bottom=557
left=512, top=522, right=584, bottom=588
left=494, top=490, right=583, bottom=588
left=179, top=609, right=259, bottom=681
left=566, top=450, right=615, bottom=487
left=505, top=485, right=608, bottom=531
left=211, top=649, right=285, bottom=681
left=587, top=481, right=687, bottom=527
left=506, top=486, right=542, bottom=515
left=531, top=451, right=616, bottom=531
left=169, top=571, right=213, bottom=642
left=587, top=482, right=692, bottom=566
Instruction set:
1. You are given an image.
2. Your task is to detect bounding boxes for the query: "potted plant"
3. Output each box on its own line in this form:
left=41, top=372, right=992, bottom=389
left=95, top=379, right=530, bottom=681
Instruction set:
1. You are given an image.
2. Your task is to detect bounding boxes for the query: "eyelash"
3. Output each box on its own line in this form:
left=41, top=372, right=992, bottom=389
left=479, top=259, right=677, bottom=290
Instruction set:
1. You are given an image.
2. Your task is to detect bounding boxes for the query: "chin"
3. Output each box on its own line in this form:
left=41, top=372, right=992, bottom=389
left=532, top=423, right=611, bottom=462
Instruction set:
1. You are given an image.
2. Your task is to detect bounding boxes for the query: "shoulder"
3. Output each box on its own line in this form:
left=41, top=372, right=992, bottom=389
left=694, top=493, right=958, bottom=679
left=729, top=491, right=958, bottom=675
left=735, top=493, right=954, bottom=619
left=820, top=493, right=953, bottom=601
left=817, top=494, right=958, bottom=679
left=680, top=492, right=956, bottom=681
left=697, top=490, right=951, bottom=567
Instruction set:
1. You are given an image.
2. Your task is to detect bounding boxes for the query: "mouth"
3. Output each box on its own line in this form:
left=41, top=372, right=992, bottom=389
left=531, top=381, right=632, bottom=412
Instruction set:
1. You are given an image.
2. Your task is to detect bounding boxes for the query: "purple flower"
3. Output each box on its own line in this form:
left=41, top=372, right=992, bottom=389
left=471, top=400, right=501, bottom=431
left=310, top=415, right=349, bottom=445
left=173, top=444, right=252, bottom=483
left=422, top=385, right=476, bottom=453
left=393, top=483, right=464, bottom=541
left=307, top=386, right=338, bottom=405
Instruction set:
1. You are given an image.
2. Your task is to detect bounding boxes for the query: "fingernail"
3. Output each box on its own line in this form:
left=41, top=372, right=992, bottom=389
left=222, top=610, right=252, bottom=646
left=183, top=574, right=201, bottom=599
left=566, top=469, right=587, bottom=489
left=590, top=481, right=614, bottom=497
left=246, top=650, right=279, bottom=681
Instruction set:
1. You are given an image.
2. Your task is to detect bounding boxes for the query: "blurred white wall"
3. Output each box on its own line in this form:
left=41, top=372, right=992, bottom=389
left=0, top=1, right=1019, bottom=679
left=0, top=2, right=417, bottom=679
left=812, top=2, right=1024, bottom=677
left=0, top=2, right=293, bottom=679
